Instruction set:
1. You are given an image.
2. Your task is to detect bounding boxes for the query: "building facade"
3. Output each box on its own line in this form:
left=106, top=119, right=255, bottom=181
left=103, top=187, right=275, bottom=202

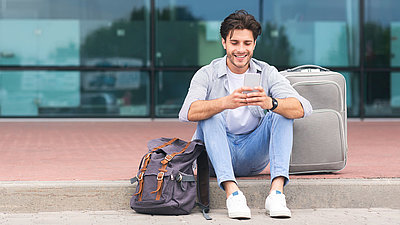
left=0, top=0, right=399, bottom=118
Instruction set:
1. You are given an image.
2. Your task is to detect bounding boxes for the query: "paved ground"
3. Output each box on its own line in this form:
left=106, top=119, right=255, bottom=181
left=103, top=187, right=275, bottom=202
left=0, top=120, right=399, bottom=181
left=1, top=208, right=399, bottom=225
left=0, top=120, right=399, bottom=224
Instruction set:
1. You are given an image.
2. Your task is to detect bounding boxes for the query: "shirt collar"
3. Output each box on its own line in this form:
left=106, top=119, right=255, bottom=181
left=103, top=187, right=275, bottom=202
left=217, top=55, right=262, bottom=78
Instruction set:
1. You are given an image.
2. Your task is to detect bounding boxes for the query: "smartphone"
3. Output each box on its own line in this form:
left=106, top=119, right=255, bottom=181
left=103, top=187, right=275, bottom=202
left=243, top=73, right=261, bottom=93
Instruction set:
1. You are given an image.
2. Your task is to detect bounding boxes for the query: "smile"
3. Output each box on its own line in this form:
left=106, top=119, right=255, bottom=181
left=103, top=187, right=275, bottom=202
left=234, top=54, right=247, bottom=58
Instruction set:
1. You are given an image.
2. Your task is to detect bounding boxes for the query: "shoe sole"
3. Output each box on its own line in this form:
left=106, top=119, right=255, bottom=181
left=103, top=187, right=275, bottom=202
left=228, top=211, right=251, bottom=219
left=267, top=210, right=291, bottom=218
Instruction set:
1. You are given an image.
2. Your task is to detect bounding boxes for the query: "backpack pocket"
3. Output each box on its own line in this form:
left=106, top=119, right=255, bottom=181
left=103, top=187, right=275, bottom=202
left=132, top=170, right=174, bottom=204
left=131, top=169, right=196, bottom=215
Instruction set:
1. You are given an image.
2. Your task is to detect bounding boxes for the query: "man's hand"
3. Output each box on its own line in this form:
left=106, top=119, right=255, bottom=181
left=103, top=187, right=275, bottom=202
left=187, top=86, right=257, bottom=121
left=244, top=86, right=305, bottom=119
left=222, top=87, right=254, bottom=109
left=244, top=86, right=272, bottom=110
left=187, top=86, right=304, bottom=121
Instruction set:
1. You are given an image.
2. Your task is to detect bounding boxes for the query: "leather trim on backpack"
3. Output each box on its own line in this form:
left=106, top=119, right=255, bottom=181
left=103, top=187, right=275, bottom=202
left=133, top=138, right=178, bottom=201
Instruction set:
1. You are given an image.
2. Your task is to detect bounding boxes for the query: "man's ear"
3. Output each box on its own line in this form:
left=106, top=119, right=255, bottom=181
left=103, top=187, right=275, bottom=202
left=254, top=40, right=257, bottom=49
left=221, top=38, right=226, bottom=50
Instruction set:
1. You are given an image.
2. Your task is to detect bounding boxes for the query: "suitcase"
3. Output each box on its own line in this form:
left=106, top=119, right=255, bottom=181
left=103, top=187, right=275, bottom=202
left=280, top=65, right=348, bottom=174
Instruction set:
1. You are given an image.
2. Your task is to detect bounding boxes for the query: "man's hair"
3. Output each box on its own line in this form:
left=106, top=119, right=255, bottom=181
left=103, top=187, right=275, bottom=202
left=220, top=10, right=262, bottom=41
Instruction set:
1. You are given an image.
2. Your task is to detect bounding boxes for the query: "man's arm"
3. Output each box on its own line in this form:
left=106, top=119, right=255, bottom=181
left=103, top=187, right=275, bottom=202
left=246, top=86, right=304, bottom=119
left=267, top=97, right=304, bottom=119
left=187, top=87, right=253, bottom=121
left=187, top=99, right=225, bottom=122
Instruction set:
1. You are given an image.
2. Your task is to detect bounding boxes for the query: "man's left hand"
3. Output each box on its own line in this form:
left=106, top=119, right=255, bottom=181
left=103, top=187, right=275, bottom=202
left=245, top=86, right=272, bottom=110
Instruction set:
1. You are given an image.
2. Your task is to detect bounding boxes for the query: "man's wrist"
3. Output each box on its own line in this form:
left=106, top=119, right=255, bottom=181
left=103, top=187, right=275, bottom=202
left=269, top=97, right=278, bottom=111
left=218, top=96, right=228, bottom=110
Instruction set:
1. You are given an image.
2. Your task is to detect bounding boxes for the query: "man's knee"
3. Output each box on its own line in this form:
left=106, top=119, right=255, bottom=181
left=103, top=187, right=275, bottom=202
left=271, top=113, right=294, bottom=127
left=198, top=113, right=225, bottom=129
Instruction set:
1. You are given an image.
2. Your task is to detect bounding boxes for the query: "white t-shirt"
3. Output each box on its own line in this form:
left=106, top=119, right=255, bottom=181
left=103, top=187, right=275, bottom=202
left=226, top=68, right=260, bottom=134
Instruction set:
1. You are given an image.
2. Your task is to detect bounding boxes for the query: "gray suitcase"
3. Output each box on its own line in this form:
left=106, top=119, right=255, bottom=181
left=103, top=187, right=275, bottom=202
left=280, top=65, right=348, bottom=174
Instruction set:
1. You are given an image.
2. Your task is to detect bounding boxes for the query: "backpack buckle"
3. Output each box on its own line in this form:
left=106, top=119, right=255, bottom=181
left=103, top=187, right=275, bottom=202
left=137, top=172, right=144, bottom=181
left=165, top=155, right=173, bottom=161
left=176, top=173, right=183, bottom=182
left=144, top=153, right=151, bottom=159
left=157, top=172, right=164, bottom=180
left=161, top=155, right=173, bottom=164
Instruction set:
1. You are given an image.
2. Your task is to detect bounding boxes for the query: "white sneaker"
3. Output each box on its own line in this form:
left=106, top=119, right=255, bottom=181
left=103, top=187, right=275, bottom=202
left=226, top=190, right=251, bottom=219
left=265, top=191, right=291, bottom=218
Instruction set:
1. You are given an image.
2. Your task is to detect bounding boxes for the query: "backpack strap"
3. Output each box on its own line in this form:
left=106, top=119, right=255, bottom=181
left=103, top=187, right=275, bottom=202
left=133, top=138, right=178, bottom=201
left=196, top=149, right=211, bottom=220
left=151, top=141, right=192, bottom=200
left=132, top=152, right=151, bottom=201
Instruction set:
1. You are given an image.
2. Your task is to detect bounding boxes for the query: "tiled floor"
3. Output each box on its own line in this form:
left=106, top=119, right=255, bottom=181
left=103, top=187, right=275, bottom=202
left=0, top=120, right=399, bottom=181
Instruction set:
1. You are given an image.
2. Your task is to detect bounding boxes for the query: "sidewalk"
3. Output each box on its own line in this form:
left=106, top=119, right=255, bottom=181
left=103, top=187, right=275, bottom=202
left=0, top=120, right=399, bottom=214
left=0, top=120, right=399, bottom=181
left=2, top=208, right=400, bottom=225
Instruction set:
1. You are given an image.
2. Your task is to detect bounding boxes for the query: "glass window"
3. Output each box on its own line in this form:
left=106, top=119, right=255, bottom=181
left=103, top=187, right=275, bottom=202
left=257, top=0, right=360, bottom=67
left=155, top=0, right=260, bottom=67
left=0, top=71, right=150, bottom=117
left=78, top=71, right=150, bottom=117
left=340, top=71, right=360, bottom=117
left=364, top=72, right=400, bottom=117
left=362, top=0, right=400, bottom=117
left=155, top=71, right=194, bottom=117
left=0, top=71, right=43, bottom=116
left=365, top=0, right=400, bottom=67
left=0, top=0, right=150, bottom=67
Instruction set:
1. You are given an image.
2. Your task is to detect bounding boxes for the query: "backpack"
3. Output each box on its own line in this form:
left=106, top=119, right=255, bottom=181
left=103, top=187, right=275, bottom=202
left=130, top=137, right=211, bottom=219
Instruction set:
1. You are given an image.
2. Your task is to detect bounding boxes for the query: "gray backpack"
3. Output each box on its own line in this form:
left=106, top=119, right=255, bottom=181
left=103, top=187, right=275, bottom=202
left=130, top=138, right=210, bottom=219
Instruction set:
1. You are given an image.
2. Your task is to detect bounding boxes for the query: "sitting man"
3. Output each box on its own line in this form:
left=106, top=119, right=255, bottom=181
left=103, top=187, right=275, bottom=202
left=179, top=10, right=312, bottom=219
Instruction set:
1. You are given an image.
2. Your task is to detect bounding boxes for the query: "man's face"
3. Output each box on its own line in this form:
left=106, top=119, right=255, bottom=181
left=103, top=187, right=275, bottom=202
left=222, top=29, right=256, bottom=74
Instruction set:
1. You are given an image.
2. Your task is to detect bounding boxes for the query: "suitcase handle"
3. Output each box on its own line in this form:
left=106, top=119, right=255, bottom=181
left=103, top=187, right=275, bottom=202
left=286, top=65, right=330, bottom=72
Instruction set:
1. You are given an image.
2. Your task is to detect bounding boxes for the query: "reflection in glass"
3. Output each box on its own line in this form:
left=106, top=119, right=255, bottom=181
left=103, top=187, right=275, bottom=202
left=365, top=0, right=400, bottom=67
left=257, top=0, right=360, bottom=67
left=0, top=0, right=150, bottom=67
left=0, top=71, right=150, bottom=117
left=155, top=0, right=360, bottom=68
left=1, top=0, right=400, bottom=119
left=155, top=0, right=259, bottom=66
left=81, top=7, right=150, bottom=67
left=155, top=71, right=194, bottom=117
left=341, top=72, right=360, bottom=117
left=364, top=72, right=400, bottom=117
left=79, top=71, right=150, bottom=116
left=0, top=71, right=80, bottom=116
left=0, top=20, right=80, bottom=66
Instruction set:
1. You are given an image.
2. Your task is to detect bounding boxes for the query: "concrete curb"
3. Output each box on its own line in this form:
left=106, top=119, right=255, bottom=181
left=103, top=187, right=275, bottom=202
left=0, top=178, right=399, bottom=213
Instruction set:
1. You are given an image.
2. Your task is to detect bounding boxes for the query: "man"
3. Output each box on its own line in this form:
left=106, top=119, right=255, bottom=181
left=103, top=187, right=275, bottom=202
left=179, top=10, right=312, bottom=219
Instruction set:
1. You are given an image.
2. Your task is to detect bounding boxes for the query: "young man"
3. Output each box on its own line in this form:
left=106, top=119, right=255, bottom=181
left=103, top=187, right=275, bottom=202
left=179, top=10, right=312, bottom=219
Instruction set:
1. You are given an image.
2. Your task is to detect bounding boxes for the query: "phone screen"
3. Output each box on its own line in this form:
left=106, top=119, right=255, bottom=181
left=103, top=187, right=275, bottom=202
left=243, top=73, right=261, bottom=93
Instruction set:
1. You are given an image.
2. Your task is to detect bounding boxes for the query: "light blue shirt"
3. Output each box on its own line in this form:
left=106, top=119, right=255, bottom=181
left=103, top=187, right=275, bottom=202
left=179, top=56, right=313, bottom=122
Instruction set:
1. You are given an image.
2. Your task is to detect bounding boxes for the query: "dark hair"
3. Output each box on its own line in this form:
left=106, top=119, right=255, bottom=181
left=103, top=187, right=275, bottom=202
left=220, top=10, right=261, bottom=41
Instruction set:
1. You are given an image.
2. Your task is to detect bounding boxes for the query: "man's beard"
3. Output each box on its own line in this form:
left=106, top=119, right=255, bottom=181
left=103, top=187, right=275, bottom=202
left=227, top=52, right=252, bottom=70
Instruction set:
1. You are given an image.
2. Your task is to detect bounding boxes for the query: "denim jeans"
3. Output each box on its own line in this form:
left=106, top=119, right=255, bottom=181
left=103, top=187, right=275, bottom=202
left=193, top=111, right=293, bottom=190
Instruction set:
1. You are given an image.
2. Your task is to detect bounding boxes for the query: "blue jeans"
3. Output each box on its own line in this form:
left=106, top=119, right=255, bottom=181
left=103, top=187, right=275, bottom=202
left=193, top=112, right=293, bottom=189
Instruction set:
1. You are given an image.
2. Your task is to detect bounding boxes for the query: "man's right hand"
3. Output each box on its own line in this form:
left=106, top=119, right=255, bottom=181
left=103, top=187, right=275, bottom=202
left=222, top=87, right=254, bottom=109
left=187, top=87, right=254, bottom=121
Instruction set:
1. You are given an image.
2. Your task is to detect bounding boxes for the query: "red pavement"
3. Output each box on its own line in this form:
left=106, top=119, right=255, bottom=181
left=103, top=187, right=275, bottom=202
left=0, top=120, right=399, bottom=181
